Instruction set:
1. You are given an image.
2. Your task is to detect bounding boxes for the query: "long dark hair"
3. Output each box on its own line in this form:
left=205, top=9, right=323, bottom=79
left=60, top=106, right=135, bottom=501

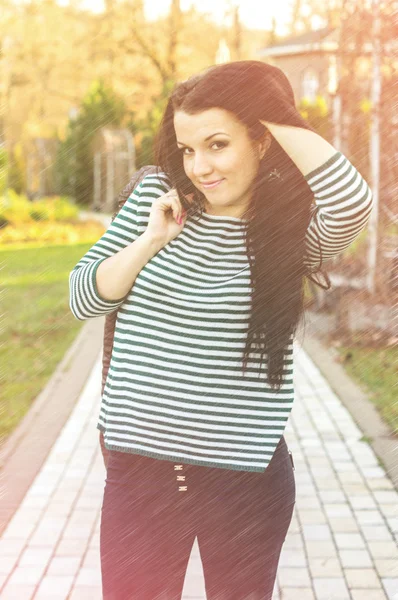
left=154, top=60, right=330, bottom=390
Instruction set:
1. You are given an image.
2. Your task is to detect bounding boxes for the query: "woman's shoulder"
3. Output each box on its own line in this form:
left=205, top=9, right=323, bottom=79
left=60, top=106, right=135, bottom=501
left=137, top=169, right=172, bottom=195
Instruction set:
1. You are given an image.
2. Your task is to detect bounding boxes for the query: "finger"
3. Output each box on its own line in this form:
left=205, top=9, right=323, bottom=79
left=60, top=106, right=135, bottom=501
left=170, top=195, right=183, bottom=222
left=165, top=190, right=186, bottom=222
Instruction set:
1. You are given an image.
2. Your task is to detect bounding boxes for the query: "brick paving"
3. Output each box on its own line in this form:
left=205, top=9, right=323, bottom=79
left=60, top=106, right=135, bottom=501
left=0, top=344, right=397, bottom=600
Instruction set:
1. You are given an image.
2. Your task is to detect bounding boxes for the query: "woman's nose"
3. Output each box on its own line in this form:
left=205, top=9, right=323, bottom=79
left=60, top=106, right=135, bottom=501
left=191, top=154, right=213, bottom=178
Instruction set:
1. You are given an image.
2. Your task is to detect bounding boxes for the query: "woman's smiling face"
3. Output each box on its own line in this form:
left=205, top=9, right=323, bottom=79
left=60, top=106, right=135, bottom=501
left=174, top=108, right=271, bottom=219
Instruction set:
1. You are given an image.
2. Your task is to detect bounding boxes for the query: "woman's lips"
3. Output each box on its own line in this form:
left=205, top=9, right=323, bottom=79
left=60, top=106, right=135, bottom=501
left=201, top=179, right=224, bottom=189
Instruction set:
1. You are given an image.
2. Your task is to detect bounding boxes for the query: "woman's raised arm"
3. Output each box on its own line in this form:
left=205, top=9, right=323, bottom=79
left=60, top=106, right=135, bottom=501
left=259, top=121, right=374, bottom=271
left=69, top=173, right=171, bottom=320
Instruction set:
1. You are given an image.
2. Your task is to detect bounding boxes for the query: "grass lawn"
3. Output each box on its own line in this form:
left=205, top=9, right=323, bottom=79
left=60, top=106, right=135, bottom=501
left=335, top=340, right=398, bottom=435
left=0, top=243, right=93, bottom=442
left=304, top=282, right=397, bottom=436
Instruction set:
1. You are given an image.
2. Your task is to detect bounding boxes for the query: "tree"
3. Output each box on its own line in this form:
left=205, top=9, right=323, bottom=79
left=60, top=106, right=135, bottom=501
left=54, top=80, right=127, bottom=205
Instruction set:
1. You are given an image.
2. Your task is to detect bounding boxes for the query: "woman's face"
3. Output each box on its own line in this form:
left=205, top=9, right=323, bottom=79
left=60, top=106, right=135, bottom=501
left=174, top=108, right=271, bottom=218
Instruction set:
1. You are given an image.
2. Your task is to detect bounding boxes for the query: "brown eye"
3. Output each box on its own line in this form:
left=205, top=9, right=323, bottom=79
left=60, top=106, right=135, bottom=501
left=179, top=141, right=227, bottom=155
left=212, top=141, right=227, bottom=150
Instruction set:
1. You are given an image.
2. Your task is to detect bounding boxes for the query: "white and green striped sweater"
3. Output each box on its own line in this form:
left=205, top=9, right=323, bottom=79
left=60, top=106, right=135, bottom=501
left=69, top=151, right=373, bottom=472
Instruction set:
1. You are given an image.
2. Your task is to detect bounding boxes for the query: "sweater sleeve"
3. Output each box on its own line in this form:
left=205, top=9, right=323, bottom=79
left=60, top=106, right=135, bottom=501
left=69, top=173, right=171, bottom=320
left=304, top=151, right=373, bottom=272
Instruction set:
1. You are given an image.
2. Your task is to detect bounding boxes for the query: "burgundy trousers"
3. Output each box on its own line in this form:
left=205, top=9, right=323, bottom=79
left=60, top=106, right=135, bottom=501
left=99, top=436, right=296, bottom=600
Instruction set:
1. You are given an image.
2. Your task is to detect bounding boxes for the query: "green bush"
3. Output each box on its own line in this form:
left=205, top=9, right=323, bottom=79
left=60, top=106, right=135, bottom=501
left=0, top=190, right=78, bottom=226
left=0, top=147, right=8, bottom=195
left=29, top=196, right=78, bottom=222
left=0, top=189, right=32, bottom=224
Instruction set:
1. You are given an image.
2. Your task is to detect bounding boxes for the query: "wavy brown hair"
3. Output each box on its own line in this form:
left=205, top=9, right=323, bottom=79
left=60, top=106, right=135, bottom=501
left=154, top=60, right=330, bottom=390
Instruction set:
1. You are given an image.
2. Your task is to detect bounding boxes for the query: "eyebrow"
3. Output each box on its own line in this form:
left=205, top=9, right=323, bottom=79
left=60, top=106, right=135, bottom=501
left=176, top=133, right=230, bottom=146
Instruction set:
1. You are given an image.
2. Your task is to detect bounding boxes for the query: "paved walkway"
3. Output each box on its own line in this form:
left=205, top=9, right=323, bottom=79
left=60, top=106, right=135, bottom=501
left=0, top=344, right=397, bottom=600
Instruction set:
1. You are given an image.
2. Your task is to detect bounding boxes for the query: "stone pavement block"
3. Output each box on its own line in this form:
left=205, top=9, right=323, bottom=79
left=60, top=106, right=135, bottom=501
left=74, top=567, right=102, bottom=587
left=361, top=526, right=396, bottom=542
left=374, top=560, right=398, bottom=578
left=296, top=496, right=323, bottom=511
left=90, top=531, right=101, bottom=548
left=46, top=556, right=81, bottom=576
left=18, top=546, right=53, bottom=567
left=82, top=548, right=101, bottom=569
left=283, top=533, right=305, bottom=550
left=379, top=505, right=398, bottom=518
left=361, top=466, right=392, bottom=479
left=55, top=538, right=88, bottom=557
left=297, top=510, right=327, bottom=525
left=68, top=509, right=98, bottom=527
left=387, top=518, right=398, bottom=533
left=308, top=557, right=343, bottom=577
left=318, top=490, right=347, bottom=504
left=185, top=558, right=204, bottom=578
left=279, top=588, right=315, bottom=600
left=0, top=584, right=36, bottom=599
left=181, top=572, right=206, bottom=598
left=345, top=568, right=382, bottom=588
left=34, top=575, right=74, bottom=599
left=372, top=491, right=398, bottom=504
left=29, top=517, right=65, bottom=546
left=314, top=477, right=342, bottom=491
left=306, top=457, right=332, bottom=468
left=74, top=494, right=103, bottom=510
left=50, top=488, right=78, bottom=505
left=367, top=478, right=395, bottom=491
left=351, top=590, right=388, bottom=600
left=355, top=510, right=386, bottom=526
left=277, top=566, right=312, bottom=587
left=272, top=584, right=281, bottom=600
left=339, top=549, right=373, bottom=568
left=341, top=482, right=370, bottom=494
left=1, top=516, right=37, bottom=540
left=338, top=471, right=367, bottom=485
left=305, top=540, right=337, bottom=558
left=286, top=515, right=301, bottom=535
left=45, top=502, right=71, bottom=518
left=328, top=517, right=360, bottom=533
left=25, top=483, right=57, bottom=498
left=0, top=556, right=18, bottom=576
left=367, top=541, right=398, bottom=559
left=7, top=565, right=46, bottom=586
left=62, top=522, right=93, bottom=540
left=350, top=495, right=379, bottom=510
left=333, top=461, right=358, bottom=472
left=324, top=503, right=354, bottom=518
left=0, top=539, right=26, bottom=556
left=382, top=578, right=398, bottom=600
left=334, top=532, right=366, bottom=549
left=278, top=548, right=308, bottom=567
left=69, top=586, right=103, bottom=599
left=302, top=524, right=333, bottom=541
left=313, top=576, right=350, bottom=599
left=19, top=494, right=49, bottom=509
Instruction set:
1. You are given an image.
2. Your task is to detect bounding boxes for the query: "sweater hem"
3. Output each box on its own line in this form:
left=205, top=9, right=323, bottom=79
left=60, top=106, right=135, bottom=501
left=96, top=423, right=268, bottom=473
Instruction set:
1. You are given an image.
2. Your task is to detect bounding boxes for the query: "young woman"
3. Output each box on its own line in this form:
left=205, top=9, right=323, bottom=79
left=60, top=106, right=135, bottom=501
left=69, top=61, right=373, bottom=599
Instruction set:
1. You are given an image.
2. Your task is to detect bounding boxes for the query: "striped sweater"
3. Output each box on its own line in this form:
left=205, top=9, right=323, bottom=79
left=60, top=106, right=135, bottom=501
left=69, top=151, right=373, bottom=472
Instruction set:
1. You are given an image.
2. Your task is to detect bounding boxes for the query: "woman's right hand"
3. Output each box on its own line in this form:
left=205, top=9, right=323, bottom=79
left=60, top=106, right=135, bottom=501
left=143, top=188, right=193, bottom=248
